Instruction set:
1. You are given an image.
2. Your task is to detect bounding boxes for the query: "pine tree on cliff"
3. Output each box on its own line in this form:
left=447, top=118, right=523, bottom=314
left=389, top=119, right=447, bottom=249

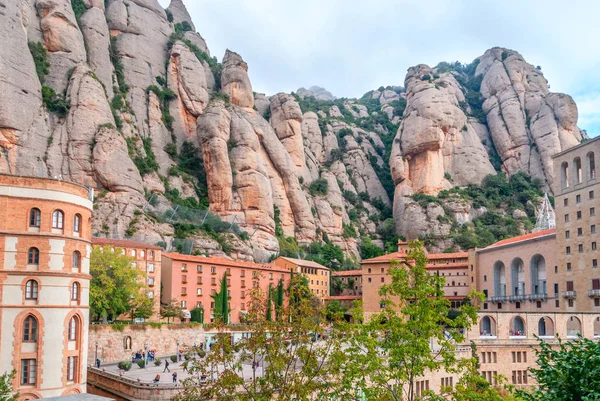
left=211, top=273, right=229, bottom=323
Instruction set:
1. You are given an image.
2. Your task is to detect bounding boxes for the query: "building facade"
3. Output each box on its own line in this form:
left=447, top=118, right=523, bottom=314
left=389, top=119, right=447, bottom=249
left=91, top=238, right=162, bottom=322
left=331, top=270, right=362, bottom=296
left=162, top=254, right=291, bottom=324
left=553, top=136, right=600, bottom=313
left=273, top=257, right=329, bottom=301
left=0, top=175, right=93, bottom=399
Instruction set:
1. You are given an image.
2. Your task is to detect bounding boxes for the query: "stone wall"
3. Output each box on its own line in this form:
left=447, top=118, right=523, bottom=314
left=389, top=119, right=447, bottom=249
left=87, top=368, right=181, bottom=401
left=88, top=324, right=205, bottom=364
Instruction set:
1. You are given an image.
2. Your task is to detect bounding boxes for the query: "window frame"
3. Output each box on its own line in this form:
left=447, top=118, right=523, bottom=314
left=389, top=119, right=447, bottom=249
left=52, top=210, right=64, bottom=229
left=27, top=247, right=40, bottom=265
left=29, top=208, right=41, bottom=228
left=25, top=280, right=38, bottom=300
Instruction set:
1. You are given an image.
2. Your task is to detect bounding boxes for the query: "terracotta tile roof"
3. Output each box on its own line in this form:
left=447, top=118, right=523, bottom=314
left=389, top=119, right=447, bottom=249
left=277, top=256, right=328, bottom=270
left=92, top=237, right=163, bottom=250
left=362, top=251, right=467, bottom=264
left=325, top=295, right=362, bottom=301
left=332, top=270, right=362, bottom=277
left=487, top=228, right=556, bottom=248
left=163, top=253, right=290, bottom=274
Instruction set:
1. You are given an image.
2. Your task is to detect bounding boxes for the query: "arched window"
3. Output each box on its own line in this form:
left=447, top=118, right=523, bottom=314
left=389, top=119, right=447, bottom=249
left=530, top=254, right=547, bottom=295
left=29, top=208, right=41, bottom=228
left=567, top=316, right=582, bottom=337
left=574, top=157, right=583, bottom=184
left=27, top=248, right=39, bottom=265
left=561, top=162, right=569, bottom=189
left=480, top=316, right=496, bottom=336
left=68, top=317, right=78, bottom=341
left=52, top=210, right=64, bottom=229
left=72, top=251, right=81, bottom=270
left=538, top=317, right=554, bottom=337
left=493, top=261, right=506, bottom=297
left=510, top=258, right=525, bottom=296
left=73, top=214, right=81, bottom=234
left=588, top=152, right=596, bottom=180
left=511, top=316, right=526, bottom=336
left=25, top=280, right=38, bottom=300
left=23, top=315, right=38, bottom=342
left=71, top=282, right=80, bottom=301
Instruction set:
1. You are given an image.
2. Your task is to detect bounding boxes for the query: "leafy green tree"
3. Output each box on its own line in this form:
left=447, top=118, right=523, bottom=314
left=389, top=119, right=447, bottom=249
left=211, top=273, right=230, bottom=323
left=0, top=370, right=17, bottom=401
left=131, top=294, right=154, bottom=320
left=275, top=279, right=285, bottom=319
left=325, top=300, right=347, bottom=322
left=90, top=246, right=145, bottom=322
left=190, top=306, right=204, bottom=323
left=342, top=240, right=481, bottom=401
left=265, top=284, right=273, bottom=321
left=517, top=335, right=600, bottom=401
left=160, top=299, right=184, bottom=323
left=176, top=285, right=348, bottom=401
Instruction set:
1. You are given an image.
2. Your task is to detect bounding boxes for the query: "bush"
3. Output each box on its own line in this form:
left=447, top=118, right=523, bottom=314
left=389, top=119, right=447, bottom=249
left=136, top=359, right=146, bottom=369
left=422, top=74, right=431, bottom=81
left=71, top=0, right=87, bottom=23
left=117, top=361, right=132, bottom=371
left=174, top=21, right=193, bottom=33
left=109, top=37, right=128, bottom=93
left=165, top=9, right=173, bottom=22
left=309, top=178, right=328, bottom=196
left=42, top=86, right=70, bottom=117
left=28, top=42, right=49, bottom=83
left=170, top=355, right=178, bottom=363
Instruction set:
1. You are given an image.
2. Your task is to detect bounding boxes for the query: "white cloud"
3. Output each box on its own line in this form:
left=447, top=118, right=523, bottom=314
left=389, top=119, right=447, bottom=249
left=159, top=0, right=600, bottom=135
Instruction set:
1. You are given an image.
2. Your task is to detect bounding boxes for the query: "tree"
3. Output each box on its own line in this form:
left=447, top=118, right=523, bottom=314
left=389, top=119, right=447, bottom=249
left=90, top=246, right=145, bottom=322
left=275, top=279, right=285, bottom=319
left=265, top=284, right=273, bottom=321
left=190, top=306, right=204, bottom=323
left=342, top=240, right=481, bottom=401
left=517, top=335, right=600, bottom=401
left=325, top=300, right=347, bottom=322
left=160, top=299, right=184, bottom=323
left=211, top=273, right=230, bottom=323
left=175, top=285, right=349, bottom=401
left=0, top=371, right=17, bottom=401
left=131, top=295, right=154, bottom=320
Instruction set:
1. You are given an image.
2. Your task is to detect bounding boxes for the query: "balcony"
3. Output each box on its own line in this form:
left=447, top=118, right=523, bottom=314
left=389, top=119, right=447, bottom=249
left=588, top=289, right=600, bottom=298
left=562, top=291, right=577, bottom=299
left=526, top=293, right=549, bottom=301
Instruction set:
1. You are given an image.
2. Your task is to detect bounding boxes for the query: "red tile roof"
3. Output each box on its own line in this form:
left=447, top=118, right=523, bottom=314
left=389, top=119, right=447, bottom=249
left=332, top=270, right=362, bottom=277
left=276, top=257, right=328, bottom=270
left=92, top=237, right=163, bottom=250
left=487, top=228, right=556, bottom=248
left=163, top=253, right=290, bottom=273
left=325, top=295, right=362, bottom=301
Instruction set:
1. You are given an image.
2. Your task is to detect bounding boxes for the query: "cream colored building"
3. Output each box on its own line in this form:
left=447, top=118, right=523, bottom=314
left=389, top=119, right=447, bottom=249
left=0, top=175, right=93, bottom=399
left=273, top=257, right=330, bottom=301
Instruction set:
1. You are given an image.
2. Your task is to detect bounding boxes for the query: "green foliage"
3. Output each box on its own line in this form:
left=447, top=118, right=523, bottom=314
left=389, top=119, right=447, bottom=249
left=127, top=137, right=158, bottom=175
left=117, top=361, right=132, bottom=371
left=211, top=273, right=230, bottom=323
left=517, top=335, right=600, bottom=401
left=165, top=9, right=173, bottom=22
left=42, top=86, right=70, bottom=117
left=28, top=42, right=49, bottom=83
left=210, top=91, right=230, bottom=104
left=502, top=51, right=509, bottom=61
left=389, top=98, right=407, bottom=117
left=147, top=84, right=177, bottom=131
left=422, top=73, right=432, bottom=81
left=309, top=178, right=328, bottom=196
left=109, top=37, right=128, bottom=93
left=190, top=307, right=204, bottom=323
left=342, top=223, right=357, bottom=239
left=160, top=299, right=184, bottom=323
left=137, top=359, right=146, bottom=369
left=174, top=21, right=193, bottom=33
left=0, top=370, right=17, bottom=401
left=71, top=0, right=87, bottom=23
left=90, top=246, right=145, bottom=322
left=360, top=237, right=384, bottom=259
left=168, top=31, right=221, bottom=90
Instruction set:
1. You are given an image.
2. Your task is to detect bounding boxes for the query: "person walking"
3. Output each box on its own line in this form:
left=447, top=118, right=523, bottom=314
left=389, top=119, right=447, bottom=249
left=163, top=359, right=170, bottom=373
left=172, top=371, right=178, bottom=383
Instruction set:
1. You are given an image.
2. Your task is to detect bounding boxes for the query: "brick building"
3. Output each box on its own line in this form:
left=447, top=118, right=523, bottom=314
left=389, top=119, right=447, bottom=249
left=273, top=257, right=329, bottom=301
left=91, top=238, right=162, bottom=322
left=0, top=174, right=93, bottom=399
left=331, top=270, right=362, bottom=296
left=162, top=254, right=291, bottom=324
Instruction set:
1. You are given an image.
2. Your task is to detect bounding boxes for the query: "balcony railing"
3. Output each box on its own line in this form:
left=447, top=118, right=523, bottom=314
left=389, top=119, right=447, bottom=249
left=488, top=293, right=553, bottom=303
left=588, top=289, right=600, bottom=298
left=526, top=293, right=549, bottom=301
left=562, top=291, right=577, bottom=299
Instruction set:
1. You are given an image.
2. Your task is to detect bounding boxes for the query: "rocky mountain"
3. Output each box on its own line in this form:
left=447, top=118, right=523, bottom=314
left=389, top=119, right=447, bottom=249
left=0, top=0, right=586, bottom=262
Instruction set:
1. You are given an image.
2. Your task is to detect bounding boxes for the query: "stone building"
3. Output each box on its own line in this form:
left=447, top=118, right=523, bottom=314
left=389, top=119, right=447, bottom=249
left=273, top=257, right=330, bottom=301
left=331, top=269, right=362, bottom=296
left=0, top=174, right=93, bottom=399
left=162, top=254, right=291, bottom=324
left=91, top=238, right=162, bottom=322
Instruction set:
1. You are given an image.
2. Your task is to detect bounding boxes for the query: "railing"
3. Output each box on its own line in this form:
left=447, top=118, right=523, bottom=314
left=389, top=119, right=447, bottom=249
left=488, top=293, right=553, bottom=303
left=526, top=293, right=549, bottom=301
left=562, top=291, right=577, bottom=299
left=588, top=289, right=600, bottom=297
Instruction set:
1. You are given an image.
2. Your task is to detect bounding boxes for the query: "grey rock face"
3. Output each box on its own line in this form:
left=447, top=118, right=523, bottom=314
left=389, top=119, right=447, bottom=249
left=296, top=86, right=336, bottom=101
left=80, top=7, right=114, bottom=99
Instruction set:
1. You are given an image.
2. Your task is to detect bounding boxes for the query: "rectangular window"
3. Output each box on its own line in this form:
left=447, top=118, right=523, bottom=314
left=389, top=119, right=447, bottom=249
left=594, top=259, right=598, bottom=268
left=565, top=214, right=570, bottom=222
left=577, top=211, right=582, bottom=219
left=593, top=225, right=597, bottom=234
left=567, top=262, right=572, bottom=270
left=21, top=359, right=36, bottom=384
left=592, top=208, right=596, bottom=216
left=566, top=230, right=570, bottom=239
left=556, top=300, right=560, bottom=307
left=595, top=298, right=600, bottom=307
left=197, top=288, right=202, bottom=295
left=593, top=242, right=598, bottom=250
left=566, top=246, right=571, bottom=255
left=241, top=280, right=245, bottom=287
left=181, top=264, right=187, bottom=272
left=148, top=277, right=154, bottom=286
left=181, top=287, right=187, bottom=296
left=593, top=279, right=600, bottom=290
left=484, top=275, right=487, bottom=282
left=567, top=281, right=574, bottom=291
left=579, top=244, right=584, bottom=253
left=148, top=263, right=154, bottom=273
left=590, top=191, right=595, bottom=200
left=182, top=275, right=187, bottom=283
left=568, top=299, right=574, bottom=307
left=564, top=198, right=569, bottom=206
left=148, top=291, right=154, bottom=299
left=576, top=194, right=581, bottom=203
left=181, top=300, right=186, bottom=308
left=67, top=356, right=77, bottom=381
left=578, top=228, right=583, bottom=236
left=211, top=278, right=216, bottom=285
left=211, top=266, right=216, bottom=274
left=554, top=283, right=559, bottom=294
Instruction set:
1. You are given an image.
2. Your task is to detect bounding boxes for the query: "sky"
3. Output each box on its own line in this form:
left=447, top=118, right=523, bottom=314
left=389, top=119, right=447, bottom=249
left=158, top=0, right=600, bottom=136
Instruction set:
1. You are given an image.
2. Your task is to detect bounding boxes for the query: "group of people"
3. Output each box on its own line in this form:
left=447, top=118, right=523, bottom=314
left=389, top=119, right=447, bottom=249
left=153, top=372, right=178, bottom=384
left=131, top=349, right=157, bottom=363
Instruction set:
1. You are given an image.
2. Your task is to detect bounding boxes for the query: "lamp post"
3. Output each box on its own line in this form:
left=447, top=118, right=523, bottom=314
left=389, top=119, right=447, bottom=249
left=176, top=338, right=180, bottom=361
left=144, top=342, right=148, bottom=369
left=95, top=341, right=98, bottom=368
